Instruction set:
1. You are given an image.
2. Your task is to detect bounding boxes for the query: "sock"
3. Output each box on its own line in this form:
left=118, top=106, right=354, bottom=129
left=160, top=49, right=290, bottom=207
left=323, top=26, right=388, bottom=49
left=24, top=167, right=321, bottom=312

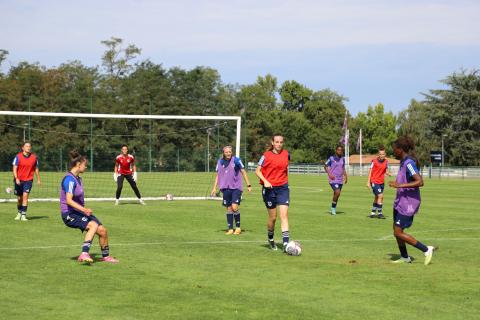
left=101, top=246, right=110, bottom=258
left=233, top=211, right=240, bottom=228
left=331, top=202, right=337, bottom=209
left=82, top=240, right=92, bottom=253
left=371, top=203, right=377, bottom=214
left=268, top=229, right=274, bottom=241
left=414, top=241, right=428, bottom=253
left=17, top=205, right=22, bottom=213
left=377, top=203, right=383, bottom=215
left=398, top=244, right=409, bottom=259
left=21, top=205, right=28, bottom=215
left=282, top=231, right=290, bottom=246
left=226, top=212, right=233, bottom=230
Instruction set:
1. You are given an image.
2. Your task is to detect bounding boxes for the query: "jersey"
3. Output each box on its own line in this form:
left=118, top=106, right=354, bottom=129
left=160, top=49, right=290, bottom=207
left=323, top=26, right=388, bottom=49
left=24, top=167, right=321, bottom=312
left=258, top=149, right=290, bottom=187
left=325, top=156, right=345, bottom=184
left=12, top=152, right=38, bottom=181
left=393, top=157, right=421, bottom=216
left=60, top=172, right=85, bottom=213
left=216, top=156, right=244, bottom=191
left=116, top=154, right=135, bottom=175
left=370, top=158, right=389, bottom=184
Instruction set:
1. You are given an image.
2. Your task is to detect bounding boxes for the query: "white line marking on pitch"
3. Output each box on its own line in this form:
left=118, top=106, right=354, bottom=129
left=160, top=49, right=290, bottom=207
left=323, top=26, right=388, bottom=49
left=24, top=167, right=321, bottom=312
left=0, top=237, right=478, bottom=251
left=378, top=227, right=480, bottom=240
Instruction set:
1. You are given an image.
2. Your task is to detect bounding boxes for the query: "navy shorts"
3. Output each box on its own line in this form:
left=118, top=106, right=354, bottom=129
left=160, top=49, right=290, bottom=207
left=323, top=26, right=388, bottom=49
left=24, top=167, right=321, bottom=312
left=61, top=210, right=102, bottom=232
left=371, top=183, right=384, bottom=195
left=330, top=183, right=343, bottom=191
left=221, top=188, right=242, bottom=207
left=14, top=179, right=33, bottom=195
left=393, top=209, right=414, bottom=229
left=262, top=184, right=290, bottom=209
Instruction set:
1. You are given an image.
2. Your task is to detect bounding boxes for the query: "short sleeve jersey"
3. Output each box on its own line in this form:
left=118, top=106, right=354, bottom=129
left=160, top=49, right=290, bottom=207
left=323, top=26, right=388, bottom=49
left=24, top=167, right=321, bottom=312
left=325, top=156, right=345, bottom=184
left=60, top=173, right=85, bottom=213
left=12, top=152, right=38, bottom=181
left=116, top=154, right=135, bottom=175
left=258, top=149, right=290, bottom=186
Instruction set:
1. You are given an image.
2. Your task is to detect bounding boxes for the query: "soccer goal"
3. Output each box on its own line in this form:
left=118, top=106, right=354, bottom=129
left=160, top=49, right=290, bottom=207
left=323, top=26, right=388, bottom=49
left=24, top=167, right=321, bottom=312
left=0, top=111, right=242, bottom=202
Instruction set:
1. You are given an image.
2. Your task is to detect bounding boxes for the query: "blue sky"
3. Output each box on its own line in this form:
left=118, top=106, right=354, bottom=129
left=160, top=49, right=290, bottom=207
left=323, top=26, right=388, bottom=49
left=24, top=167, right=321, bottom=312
left=1, top=0, right=479, bottom=114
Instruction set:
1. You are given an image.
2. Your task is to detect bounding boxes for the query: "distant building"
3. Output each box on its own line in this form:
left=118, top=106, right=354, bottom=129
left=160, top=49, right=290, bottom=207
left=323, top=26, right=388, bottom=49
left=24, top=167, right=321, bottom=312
left=349, top=154, right=400, bottom=165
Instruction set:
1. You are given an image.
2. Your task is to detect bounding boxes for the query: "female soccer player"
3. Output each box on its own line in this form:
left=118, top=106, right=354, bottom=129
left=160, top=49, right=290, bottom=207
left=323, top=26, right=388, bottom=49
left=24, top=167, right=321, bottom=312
left=366, top=146, right=391, bottom=219
left=255, top=134, right=291, bottom=251
left=114, top=145, right=145, bottom=205
left=324, top=145, right=348, bottom=215
left=12, top=142, right=41, bottom=221
left=61, top=150, right=118, bottom=264
left=211, top=146, right=252, bottom=235
left=388, top=136, right=434, bottom=265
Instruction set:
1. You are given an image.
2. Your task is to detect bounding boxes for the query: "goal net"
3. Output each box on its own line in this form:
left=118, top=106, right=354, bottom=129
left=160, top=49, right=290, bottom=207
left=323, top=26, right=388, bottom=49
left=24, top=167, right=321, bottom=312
left=0, top=111, right=241, bottom=202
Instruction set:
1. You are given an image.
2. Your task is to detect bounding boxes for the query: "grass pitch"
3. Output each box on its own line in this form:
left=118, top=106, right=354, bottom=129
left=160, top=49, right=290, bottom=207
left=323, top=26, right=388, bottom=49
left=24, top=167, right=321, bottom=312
left=1, top=175, right=479, bottom=319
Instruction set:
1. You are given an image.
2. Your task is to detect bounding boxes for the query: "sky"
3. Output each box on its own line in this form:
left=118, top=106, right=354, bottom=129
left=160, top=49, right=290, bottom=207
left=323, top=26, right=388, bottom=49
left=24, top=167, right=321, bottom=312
left=1, top=0, right=479, bottom=114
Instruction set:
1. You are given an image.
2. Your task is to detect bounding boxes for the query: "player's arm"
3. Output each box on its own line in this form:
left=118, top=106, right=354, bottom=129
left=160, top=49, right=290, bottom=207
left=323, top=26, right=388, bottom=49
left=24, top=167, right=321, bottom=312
left=366, top=162, right=373, bottom=188
left=240, top=169, right=252, bottom=192
left=13, top=165, right=20, bottom=185
left=389, top=173, right=423, bottom=188
left=35, top=159, right=41, bottom=185
left=65, top=193, right=92, bottom=216
left=324, top=159, right=335, bottom=180
left=113, top=159, right=118, bottom=181
left=132, top=163, right=138, bottom=181
left=255, top=155, right=271, bottom=188
left=211, top=173, right=219, bottom=197
left=386, top=161, right=392, bottom=176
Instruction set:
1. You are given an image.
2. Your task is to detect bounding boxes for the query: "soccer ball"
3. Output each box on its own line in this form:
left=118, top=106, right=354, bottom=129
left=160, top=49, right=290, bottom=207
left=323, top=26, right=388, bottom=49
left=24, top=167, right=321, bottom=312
left=285, top=240, right=302, bottom=256
left=5, top=187, right=12, bottom=194
left=165, top=193, right=174, bottom=201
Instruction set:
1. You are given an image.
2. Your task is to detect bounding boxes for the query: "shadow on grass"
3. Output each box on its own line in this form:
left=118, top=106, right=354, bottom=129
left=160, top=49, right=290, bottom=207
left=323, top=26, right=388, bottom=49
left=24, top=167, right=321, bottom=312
left=216, top=229, right=251, bottom=234
left=27, top=215, right=49, bottom=220
left=387, top=253, right=416, bottom=262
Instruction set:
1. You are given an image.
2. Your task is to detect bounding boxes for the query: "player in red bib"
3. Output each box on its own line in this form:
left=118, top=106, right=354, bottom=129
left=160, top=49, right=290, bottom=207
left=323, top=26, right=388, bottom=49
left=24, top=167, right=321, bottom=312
left=255, top=134, right=292, bottom=252
left=114, top=145, right=145, bottom=205
left=12, top=142, right=41, bottom=221
left=366, top=146, right=391, bottom=219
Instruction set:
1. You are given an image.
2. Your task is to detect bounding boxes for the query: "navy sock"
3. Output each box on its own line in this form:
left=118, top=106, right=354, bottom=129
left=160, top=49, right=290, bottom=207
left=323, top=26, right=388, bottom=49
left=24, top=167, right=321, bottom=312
left=17, top=205, right=22, bottom=213
left=282, top=231, right=290, bottom=246
left=268, top=229, right=274, bottom=241
left=233, top=211, right=240, bottom=228
left=377, top=203, right=383, bottom=214
left=371, top=203, right=377, bottom=213
left=21, top=205, right=27, bottom=214
left=226, top=212, right=233, bottom=230
left=414, top=241, right=428, bottom=253
left=331, top=202, right=337, bottom=208
left=101, top=246, right=110, bottom=258
left=82, top=240, right=92, bottom=253
left=398, top=244, right=409, bottom=258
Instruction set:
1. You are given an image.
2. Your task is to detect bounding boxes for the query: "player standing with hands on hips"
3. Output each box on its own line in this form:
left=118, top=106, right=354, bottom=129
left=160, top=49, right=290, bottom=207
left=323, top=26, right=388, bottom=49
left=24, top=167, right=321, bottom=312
left=12, top=142, right=41, bottom=221
left=389, top=136, right=435, bottom=265
left=256, top=134, right=292, bottom=252
left=211, top=146, right=251, bottom=235
left=366, top=146, right=391, bottom=219
left=114, top=145, right=145, bottom=205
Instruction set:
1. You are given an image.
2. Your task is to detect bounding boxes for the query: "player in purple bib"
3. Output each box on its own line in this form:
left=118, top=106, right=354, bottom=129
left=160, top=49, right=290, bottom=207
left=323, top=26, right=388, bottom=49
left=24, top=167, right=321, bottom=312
left=324, top=145, right=348, bottom=215
left=60, top=150, right=118, bottom=264
left=211, top=146, right=251, bottom=235
left=388, top=136, right=435, bottom=265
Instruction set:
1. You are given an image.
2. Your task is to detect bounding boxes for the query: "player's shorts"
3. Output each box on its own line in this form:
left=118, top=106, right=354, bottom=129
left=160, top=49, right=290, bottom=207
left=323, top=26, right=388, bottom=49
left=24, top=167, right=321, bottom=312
left=262, top=184, right=290, bottom=209
left=371, top=183, right=384, bottom=195
left=393, top=209, right=414, bottom=229
left=329, top=183, right=343, bottom=191
left=14, top=179, right=33, bottom=195
left=221, top=188, right=242, bottom=207
left=61, top=210, right=102, bottom=232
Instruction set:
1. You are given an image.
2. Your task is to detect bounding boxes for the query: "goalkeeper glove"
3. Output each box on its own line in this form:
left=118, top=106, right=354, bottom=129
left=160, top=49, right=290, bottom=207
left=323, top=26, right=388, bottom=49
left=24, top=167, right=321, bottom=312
left=133, top=171, right=138, bottom=182
left=113, top=173, right=118, bottom=182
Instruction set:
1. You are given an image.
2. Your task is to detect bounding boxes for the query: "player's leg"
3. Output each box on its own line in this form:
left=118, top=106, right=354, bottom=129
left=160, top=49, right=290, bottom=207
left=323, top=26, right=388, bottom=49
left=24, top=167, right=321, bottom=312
left=20, top=191, right=30, bottom=221
left=232, top=189, right=242, bottom=234
left=223, top=189, right=234, bottom=234
left=376, top=193, right=385, bottom=219
left=115, top=175, right=125, bottom=204
left=78, top=220, right=98, bottom=263
left=125, top=174, right=144, bottom=204
left=370, top=192, right=378, bottom=218
left=330, top=186, right=341, bottom=215
left=96, top=224, right=119, bottom=263
left=278, top=205, right=290, bottom=251
left=267, top=207, right=277, bottom=250
left=14, top=194, right=23, bottom=220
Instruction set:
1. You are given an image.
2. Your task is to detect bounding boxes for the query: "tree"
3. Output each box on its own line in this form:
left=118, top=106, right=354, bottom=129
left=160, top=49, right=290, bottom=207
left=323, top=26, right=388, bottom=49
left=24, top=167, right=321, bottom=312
left=279, top=80, right=312, bottom=112
left=0, top=49, right=8, bottom=75
left=101, top=37, right=141, bottom=78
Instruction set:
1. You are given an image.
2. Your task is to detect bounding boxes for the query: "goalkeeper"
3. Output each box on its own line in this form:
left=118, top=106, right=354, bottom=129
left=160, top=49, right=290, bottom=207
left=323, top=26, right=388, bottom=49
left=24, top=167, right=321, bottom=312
left=114, top=145, right=145, bottom=205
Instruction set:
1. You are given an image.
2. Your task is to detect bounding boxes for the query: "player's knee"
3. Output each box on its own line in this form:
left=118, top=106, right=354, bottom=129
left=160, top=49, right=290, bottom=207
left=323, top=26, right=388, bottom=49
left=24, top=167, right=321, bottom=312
left=231, top=204, right=239, bottom=212
left=86, top=220, right=99, bottom=231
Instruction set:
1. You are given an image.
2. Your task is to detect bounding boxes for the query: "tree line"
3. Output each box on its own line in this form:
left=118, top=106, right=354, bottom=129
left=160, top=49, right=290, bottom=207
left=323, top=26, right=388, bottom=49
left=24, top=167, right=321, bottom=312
left=0, top=38, right=479, bottom=171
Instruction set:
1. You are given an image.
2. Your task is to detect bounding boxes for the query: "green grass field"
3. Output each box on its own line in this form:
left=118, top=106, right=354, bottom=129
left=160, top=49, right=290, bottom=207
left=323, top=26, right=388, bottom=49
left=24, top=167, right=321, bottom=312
left=1, top=175, right=479, bottom=319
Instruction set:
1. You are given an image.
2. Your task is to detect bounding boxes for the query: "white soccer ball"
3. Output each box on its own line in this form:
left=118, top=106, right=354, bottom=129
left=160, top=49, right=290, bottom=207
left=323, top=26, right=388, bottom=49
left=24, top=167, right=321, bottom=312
left=5, top=187, right=12, bottom=194
left=166, top=193, right=174, bottom=201
left=285, top=240, right=302, bottom=256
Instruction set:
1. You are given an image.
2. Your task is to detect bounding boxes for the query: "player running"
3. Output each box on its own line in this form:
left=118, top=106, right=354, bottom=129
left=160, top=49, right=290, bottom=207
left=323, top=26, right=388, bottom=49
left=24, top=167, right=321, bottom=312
left=12, top=142, right=41, bottom=221
left=366, top=146, right=391, bottom=219
left=255, top=134, right=291, bottom=252
left=388, top=136, right=435, bottom=265
left=60, top=150, right=118, bottom=264
left=114, top=145, right=145, bottom=205
left=211, top=146, right=252, bottom=235
left=324, top=145, right=348, bottom=215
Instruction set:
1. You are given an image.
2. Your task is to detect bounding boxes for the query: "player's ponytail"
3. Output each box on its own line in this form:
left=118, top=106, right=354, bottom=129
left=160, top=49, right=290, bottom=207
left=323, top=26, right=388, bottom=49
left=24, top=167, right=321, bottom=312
left=68, top=150, right=87, bottom=170
left=393, top=136, right=420, bottom=167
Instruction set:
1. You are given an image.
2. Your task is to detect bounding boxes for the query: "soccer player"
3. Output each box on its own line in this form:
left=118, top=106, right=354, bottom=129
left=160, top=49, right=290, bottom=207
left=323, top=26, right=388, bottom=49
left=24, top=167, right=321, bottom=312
left=114, top=145, right=145, bottom=205
left=366, top=146, right=391, bottom=219
left=388, top=136, right=434, bottom=265
left=12, top=142, right=41, bottom=221
left=324, top=145, right=348, bottom=215
left=210, top=146, right=252, bottom=235
left=60, top=150, right=118, bottom=264
left=255, top=134, right=291, bottom=252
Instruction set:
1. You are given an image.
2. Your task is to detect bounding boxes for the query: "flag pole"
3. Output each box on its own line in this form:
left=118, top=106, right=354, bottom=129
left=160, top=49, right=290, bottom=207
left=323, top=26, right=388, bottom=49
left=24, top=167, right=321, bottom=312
left=359, top=128, right=363, bottom=176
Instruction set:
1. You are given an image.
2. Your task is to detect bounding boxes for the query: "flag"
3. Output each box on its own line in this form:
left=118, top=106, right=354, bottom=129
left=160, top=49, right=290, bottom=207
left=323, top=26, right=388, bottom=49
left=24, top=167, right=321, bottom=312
left=339, top=111, right=348, bottom=145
